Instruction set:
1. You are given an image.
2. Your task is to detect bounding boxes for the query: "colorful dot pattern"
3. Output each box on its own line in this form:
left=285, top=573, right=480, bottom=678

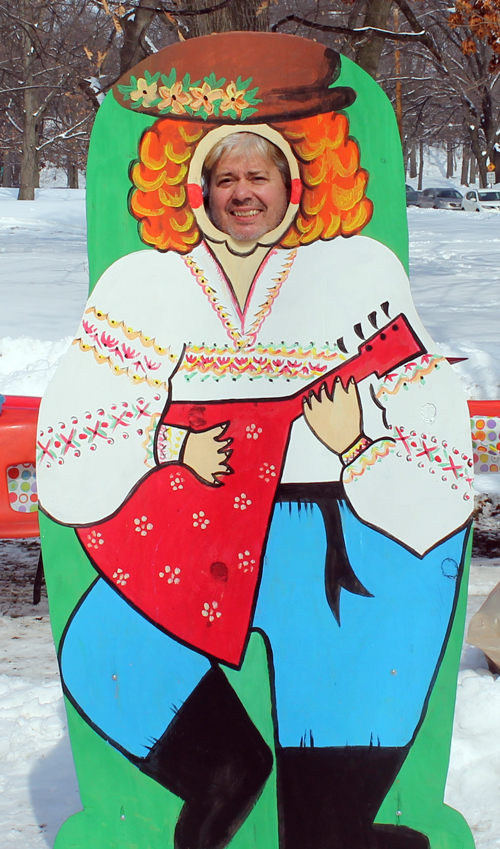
left=471, top=416, right=500, bottom=474
left=7, top=463, right=38, bottom=513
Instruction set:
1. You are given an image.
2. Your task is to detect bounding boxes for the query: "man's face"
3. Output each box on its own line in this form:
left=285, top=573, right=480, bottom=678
left=208, top=150, right=288, bottom=241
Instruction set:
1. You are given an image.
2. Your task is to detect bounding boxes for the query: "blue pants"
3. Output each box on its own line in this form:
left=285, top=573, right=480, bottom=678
left=60, top=502, right=466, bottom=758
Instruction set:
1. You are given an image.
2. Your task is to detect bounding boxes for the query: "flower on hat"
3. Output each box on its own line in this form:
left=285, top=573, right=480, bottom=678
left=118, top=70, right=161, bottom=109
left=130, top=78, right=158, bottom=107
left=158, top=81, right=191, bottom=115
left=220, top=81, right=252, bottom=118
left=189, top=81, right=225, bottom=117
left=118, top=67, right=261, bottom=121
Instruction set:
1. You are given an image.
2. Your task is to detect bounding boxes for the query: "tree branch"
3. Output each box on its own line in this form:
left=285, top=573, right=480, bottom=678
left=116, top=0, right=235, bottom=16
left=271, top=13, right=442, bottom=63
left=161, top=0, right=235, bottom=16
left=37, top=114, right=92, bottom=152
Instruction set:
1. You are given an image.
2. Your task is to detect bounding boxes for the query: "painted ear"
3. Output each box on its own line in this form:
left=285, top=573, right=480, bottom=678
left=187, top=184, right=204, bottom=209
left=290, top=179, right=302, bottom=204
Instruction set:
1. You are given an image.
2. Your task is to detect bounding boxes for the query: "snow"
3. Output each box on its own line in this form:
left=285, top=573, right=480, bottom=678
left=1, top=182, right=500, bottom=847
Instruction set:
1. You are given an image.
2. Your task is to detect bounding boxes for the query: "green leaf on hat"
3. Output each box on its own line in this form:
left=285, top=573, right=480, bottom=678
left=240, top=107, right=258, bottom=121
left=144, top=70, right=160, bottom=84
left=161, top=69, right=177, bottom=89
left=236, top=75, right=253, bottom=91
left=204, top=72, right=226, bottom=88
left=244, top=87, right=262, bottom=105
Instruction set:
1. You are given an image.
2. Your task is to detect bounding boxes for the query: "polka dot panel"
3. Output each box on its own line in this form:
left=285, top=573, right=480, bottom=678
left=471, top=415, right=500, bottom=474
left=7, top=463, right=38, bottom=513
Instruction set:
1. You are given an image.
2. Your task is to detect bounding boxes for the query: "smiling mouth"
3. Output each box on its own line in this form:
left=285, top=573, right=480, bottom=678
left=230, top=209, right=263, bottom=218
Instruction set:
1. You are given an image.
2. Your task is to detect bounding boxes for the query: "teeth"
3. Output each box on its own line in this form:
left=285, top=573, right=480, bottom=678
left=232, top=210, right=260, bottom=217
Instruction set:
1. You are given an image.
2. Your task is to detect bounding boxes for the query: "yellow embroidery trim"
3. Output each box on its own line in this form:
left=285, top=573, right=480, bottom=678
left=83, top=306, right=176, bottom=358
left=180, top=342, right=344, bottom=380
left=72, top=339, right=170, bottom=390
left=343, top=439, right=394, bottom=484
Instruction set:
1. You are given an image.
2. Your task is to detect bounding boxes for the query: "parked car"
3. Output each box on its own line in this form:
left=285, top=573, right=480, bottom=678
left=462, top=189, right=500, bottom=212
left=405, top=184, right=419, bottom=206
left=418, top=188, right=463, bottom=210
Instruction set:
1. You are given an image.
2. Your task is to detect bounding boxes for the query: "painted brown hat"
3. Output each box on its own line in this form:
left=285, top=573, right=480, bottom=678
left=113, top=31, right=355, bottom=124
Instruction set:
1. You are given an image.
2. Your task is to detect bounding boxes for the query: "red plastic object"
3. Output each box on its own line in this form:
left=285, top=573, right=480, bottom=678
left=468, top=400, right=500, bottom=417
left=0, top=395, right=41, bottom=539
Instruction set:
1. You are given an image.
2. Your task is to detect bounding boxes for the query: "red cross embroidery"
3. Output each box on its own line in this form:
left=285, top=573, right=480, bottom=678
left=37, top=438, right=54, bottom=461
left=394, top=427, right=412, bottom=454
left=59, top=427, right=78, bottom=455
left=85, top=420, right=108, bottom=442
left=441, top=455, right=464, bottom=479
left=415, top=441, right=439, bottom=462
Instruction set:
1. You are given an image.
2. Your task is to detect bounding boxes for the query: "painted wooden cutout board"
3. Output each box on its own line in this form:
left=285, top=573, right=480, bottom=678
left=37, top=33, right=475, bottom=849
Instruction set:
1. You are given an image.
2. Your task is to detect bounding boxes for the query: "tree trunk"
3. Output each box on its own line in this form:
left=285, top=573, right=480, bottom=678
left=492, top=148, right=500, bottom=186
left=354, top=0, right=393, bottom=79
left=2, top=151, right=14, bottom=187
left=469, top=155, right=476, bottom=185
left=67, top=162, right=79, bottom=189
left=182, top=0, right=269, bottom=38
left=418, top=139, right=424, bottom=191
left=409, top=144, right=417, bottom=179
left=119, top=0, right=157, bottom=76
left=461, top=144, right=470, bottom=187
left=18, top=84, right=39, bottom=200
left=18, top=0, right=39, bottom=200
left=446, top=141, right=454, bottom=179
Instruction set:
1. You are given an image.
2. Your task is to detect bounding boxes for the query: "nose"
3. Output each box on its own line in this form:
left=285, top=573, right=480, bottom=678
left=232, top=178, right=253, bottom=203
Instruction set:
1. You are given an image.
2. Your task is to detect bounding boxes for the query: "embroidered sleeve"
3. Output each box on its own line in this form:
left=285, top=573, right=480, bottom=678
left=342, top=438, right=395, bottom=484
left=156, top=425, right=189, bottom=463
left=341, top=435, right=373, bottom=467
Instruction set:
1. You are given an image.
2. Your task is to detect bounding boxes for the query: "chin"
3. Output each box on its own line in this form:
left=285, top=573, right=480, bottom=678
left=230, top=228, right=267, bottom=242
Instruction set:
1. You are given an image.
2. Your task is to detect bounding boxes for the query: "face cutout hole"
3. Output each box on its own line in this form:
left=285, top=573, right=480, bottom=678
left=202, top=132, right=292, bottom=243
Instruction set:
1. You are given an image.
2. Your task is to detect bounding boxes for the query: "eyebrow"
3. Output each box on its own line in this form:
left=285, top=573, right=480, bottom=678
left=215, top=167, right=270, bottom=179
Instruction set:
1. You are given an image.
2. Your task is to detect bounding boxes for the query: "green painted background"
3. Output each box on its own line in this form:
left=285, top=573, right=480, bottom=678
left=41, top=49, right=473, bottom=849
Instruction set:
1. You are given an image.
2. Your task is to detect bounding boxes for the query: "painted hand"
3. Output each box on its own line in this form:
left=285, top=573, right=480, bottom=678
left=303, top=377, right=362, bottom=455
left=183, top=424, right=233, bottom=485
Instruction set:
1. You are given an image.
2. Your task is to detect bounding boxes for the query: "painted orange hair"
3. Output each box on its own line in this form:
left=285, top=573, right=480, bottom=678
left=129, top=112, right=372, bottom=253
left=275, top=113, right=373, bottom=246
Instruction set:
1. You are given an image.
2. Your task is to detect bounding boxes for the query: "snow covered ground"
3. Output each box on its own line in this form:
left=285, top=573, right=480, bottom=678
left=0, top=184, right=500, bottom=847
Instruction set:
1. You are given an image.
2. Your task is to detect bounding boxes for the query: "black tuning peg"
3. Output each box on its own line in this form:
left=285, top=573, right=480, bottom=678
left=354, top=323, right=364, bottom=339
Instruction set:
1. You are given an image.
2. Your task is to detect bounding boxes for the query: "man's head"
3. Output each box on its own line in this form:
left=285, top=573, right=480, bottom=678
left=203, top=132, right=291, bottom=242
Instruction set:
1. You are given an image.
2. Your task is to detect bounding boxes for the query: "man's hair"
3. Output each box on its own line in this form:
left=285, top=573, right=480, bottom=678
left=130, top=113, right=373, bottom=253
left=201, top=132, right=291, bottom=197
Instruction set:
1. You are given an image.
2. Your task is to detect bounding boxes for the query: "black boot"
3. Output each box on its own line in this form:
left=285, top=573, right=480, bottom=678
left=372, top=824, right=430, bottom=848
left=135, top=665, right=273, bottom=849
left=277, top=745, right=429, bottom=849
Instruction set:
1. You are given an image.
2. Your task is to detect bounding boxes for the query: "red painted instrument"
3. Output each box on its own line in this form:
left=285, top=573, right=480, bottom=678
left=78, top=315, right=426, bottom=665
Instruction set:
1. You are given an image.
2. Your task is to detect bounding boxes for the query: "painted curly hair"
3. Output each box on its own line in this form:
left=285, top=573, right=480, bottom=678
left=129, top=112, right=373, bottom=253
